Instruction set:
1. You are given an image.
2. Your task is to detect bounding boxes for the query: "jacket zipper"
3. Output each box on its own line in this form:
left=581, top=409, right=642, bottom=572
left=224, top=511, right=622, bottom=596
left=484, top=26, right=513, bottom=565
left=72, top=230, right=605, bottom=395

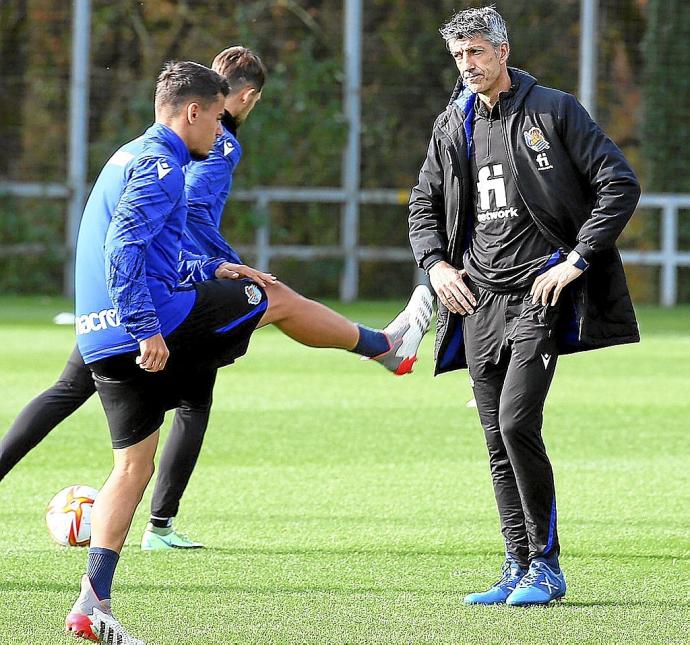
left=435, top=138, right=465, bottom=374
left=444, top=144, right=463, bottom=264
left=487, top=116, right=491, bottom=159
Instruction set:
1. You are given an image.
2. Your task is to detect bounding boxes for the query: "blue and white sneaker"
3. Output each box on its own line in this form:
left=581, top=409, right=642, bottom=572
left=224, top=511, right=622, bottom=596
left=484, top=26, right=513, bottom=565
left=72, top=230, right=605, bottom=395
left=463, top=559, right=528, bottom=605
left=506, top=559, right=566, bottom=606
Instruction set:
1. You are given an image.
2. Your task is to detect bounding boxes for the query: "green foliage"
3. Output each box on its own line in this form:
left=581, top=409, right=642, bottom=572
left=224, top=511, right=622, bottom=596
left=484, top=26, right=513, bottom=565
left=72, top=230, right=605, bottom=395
left=0, top=197, right=64, bottom=294
left=1, top=1, right=682, bottom=301
left=639, top=0, right=690, bottom=302
left=0, top=0, right=29, bottom=177
left=641, top=0, right=690, bottom=193
left=235, top=39, right=346, bottom=187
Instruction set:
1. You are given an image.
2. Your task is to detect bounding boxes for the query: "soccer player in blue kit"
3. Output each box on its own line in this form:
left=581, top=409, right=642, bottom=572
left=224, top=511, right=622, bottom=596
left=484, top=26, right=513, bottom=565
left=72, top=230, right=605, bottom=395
left=64, top=60, right=230, bottom=644
left=62, top=59, right=432, bottom=643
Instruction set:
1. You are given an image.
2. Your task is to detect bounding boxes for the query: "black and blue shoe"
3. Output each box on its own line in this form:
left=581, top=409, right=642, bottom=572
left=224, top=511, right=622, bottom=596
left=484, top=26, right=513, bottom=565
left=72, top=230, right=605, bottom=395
left=506, top=558, right=566, bottom=606
left=463, top=559, right=528, bottom=605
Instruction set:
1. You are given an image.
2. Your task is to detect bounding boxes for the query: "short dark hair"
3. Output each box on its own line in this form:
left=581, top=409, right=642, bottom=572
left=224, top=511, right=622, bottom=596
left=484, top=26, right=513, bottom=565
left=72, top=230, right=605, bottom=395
left=212, top=46, right=266, bottom=93
left=154, top=60, right=229, bottom=114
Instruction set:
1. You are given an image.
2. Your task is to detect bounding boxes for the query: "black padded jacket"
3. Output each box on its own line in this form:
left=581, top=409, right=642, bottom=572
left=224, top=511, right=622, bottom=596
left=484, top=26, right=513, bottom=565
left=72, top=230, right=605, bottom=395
left=408, top=68, right=641, bottom=375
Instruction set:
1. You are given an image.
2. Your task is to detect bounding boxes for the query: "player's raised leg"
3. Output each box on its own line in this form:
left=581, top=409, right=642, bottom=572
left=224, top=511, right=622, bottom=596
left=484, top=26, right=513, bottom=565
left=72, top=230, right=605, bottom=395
left=257, top=281, right=434, bottom=375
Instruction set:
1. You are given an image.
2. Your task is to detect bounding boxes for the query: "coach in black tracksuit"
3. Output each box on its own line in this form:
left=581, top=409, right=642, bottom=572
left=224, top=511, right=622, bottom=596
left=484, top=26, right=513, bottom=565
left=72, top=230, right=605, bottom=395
left=409, top=7, right=639, bottom=606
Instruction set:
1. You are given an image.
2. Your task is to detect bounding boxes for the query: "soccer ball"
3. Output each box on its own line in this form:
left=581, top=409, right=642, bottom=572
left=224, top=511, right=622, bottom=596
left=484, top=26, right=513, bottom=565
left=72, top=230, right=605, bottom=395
left=46, top=485, right=99, bottom=546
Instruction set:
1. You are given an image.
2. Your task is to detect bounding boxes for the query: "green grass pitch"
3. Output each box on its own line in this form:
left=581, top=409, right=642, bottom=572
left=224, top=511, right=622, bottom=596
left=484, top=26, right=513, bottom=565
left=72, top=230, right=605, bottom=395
left=0, top=297, right=688, bottom=644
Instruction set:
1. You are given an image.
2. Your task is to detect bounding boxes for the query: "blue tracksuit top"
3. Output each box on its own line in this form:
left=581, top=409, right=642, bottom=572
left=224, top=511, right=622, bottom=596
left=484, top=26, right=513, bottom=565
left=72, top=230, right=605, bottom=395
left=75, top=123, right=220, bottom=364
left=183, top=117, right=243, bottom=263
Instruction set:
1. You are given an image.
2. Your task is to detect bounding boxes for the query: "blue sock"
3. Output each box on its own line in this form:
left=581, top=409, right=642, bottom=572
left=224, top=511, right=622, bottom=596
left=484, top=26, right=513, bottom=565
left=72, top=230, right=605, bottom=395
left=87, top=547, right=119, bottom=600
left=351, top=324, right=390, bottom=357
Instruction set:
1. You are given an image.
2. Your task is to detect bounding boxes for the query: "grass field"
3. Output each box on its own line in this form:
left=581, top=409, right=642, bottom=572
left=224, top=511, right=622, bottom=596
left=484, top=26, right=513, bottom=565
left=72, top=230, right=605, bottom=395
left=0, top=297, right=688, bottom=644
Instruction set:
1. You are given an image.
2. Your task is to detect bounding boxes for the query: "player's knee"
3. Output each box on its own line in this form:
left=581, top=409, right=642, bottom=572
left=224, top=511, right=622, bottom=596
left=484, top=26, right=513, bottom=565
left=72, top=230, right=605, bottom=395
left=113, top=456, right=155, bottom=486
left=489, top=456, right=514, bottom=479
left=264, top=281, right=304, bottom=319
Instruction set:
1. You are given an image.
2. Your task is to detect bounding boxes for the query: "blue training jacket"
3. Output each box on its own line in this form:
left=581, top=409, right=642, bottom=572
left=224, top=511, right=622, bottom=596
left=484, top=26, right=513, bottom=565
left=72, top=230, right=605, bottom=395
left=183, top=115, right=243, bottom=263
left=75, top=123, right=223, bottom=364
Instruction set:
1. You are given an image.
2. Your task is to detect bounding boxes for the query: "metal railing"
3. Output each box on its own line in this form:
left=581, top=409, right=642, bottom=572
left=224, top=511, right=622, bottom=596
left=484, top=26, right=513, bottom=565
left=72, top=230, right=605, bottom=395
left=620, top=194, right=690, bottom=307
left=0, top=180, right=688, bottom=305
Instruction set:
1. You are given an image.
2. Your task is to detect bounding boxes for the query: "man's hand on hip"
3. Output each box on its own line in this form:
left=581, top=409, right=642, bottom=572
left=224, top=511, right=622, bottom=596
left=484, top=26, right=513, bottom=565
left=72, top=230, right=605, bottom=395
left=428, top=261, right=477, bottom=315
left=137, top=333, right=169, bottom=372
left=531, top=262, right=583, bottom=306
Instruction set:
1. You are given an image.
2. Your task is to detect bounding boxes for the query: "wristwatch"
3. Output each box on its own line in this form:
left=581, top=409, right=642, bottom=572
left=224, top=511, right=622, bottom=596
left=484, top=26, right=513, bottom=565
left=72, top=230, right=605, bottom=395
left=566, top=250, right=589, bottom=272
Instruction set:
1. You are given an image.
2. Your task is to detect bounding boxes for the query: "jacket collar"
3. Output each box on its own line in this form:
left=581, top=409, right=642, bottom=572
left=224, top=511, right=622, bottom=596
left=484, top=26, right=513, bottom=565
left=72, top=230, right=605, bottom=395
left=450, top=67, right=538, bottom=116
left=445, top=68, right=537, bottom=160
left=221, top=110, right=238, bottom=136
left=147, top=122, right=191, bottom=166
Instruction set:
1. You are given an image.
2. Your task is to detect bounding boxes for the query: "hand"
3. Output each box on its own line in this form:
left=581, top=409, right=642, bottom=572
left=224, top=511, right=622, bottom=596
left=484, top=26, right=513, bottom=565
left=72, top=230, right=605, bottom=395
left=136, top=333, right=169, bottom=372
left=531, top=262, right=583, bottom=306
left=215, top=262, right=277, bottom=288
left=428, top=261, right=477, bottom=315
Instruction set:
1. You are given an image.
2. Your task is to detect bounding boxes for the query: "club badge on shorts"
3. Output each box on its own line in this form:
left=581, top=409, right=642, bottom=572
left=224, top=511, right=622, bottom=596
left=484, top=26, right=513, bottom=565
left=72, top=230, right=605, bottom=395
left=245, top=284, right=262, bottom=305
left=523, top=126, right=550, bottom=152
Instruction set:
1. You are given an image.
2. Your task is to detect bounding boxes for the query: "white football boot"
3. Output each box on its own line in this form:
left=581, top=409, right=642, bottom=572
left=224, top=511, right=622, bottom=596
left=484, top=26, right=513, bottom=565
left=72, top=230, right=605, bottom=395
left=65, top=574, right=145, bottom=645
left=369, top=285, right=434, bottom=375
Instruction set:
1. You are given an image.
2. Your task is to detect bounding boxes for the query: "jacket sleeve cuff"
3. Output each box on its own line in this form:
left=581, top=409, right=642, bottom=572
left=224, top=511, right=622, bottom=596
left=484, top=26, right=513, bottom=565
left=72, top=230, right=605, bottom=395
left=204, top=258, right=225, bottom=281
left=131, top=322, right=162, bottom=344
left=573, top=241, right=596, bottom=263
left=421, top=252, right=447, bottom=273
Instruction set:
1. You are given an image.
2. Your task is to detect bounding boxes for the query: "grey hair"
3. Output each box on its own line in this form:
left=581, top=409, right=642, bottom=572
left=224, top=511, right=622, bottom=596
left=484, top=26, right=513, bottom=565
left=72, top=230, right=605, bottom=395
left=439, top=5, right=509, bottom=48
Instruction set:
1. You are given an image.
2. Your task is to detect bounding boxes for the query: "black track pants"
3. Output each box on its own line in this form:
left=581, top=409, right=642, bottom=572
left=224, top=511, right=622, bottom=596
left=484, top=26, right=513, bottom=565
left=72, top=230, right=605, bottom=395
left=149, top=369, right=217, bottom=519
left=0, top=345, right=95, bottom=480
left=463, top=284, right=560, bottom=567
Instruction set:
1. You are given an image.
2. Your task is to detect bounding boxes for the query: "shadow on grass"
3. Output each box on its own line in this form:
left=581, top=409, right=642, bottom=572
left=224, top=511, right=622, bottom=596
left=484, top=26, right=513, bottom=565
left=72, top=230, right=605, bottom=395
left=561, top=600, right=690, bottom=609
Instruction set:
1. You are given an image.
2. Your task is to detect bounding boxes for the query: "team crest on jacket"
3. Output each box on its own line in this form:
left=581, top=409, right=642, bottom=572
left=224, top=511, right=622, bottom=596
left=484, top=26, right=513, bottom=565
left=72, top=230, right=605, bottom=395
left=245, top=284, right=262, bottom=305
left=523, top=127, right=550, bottom=152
